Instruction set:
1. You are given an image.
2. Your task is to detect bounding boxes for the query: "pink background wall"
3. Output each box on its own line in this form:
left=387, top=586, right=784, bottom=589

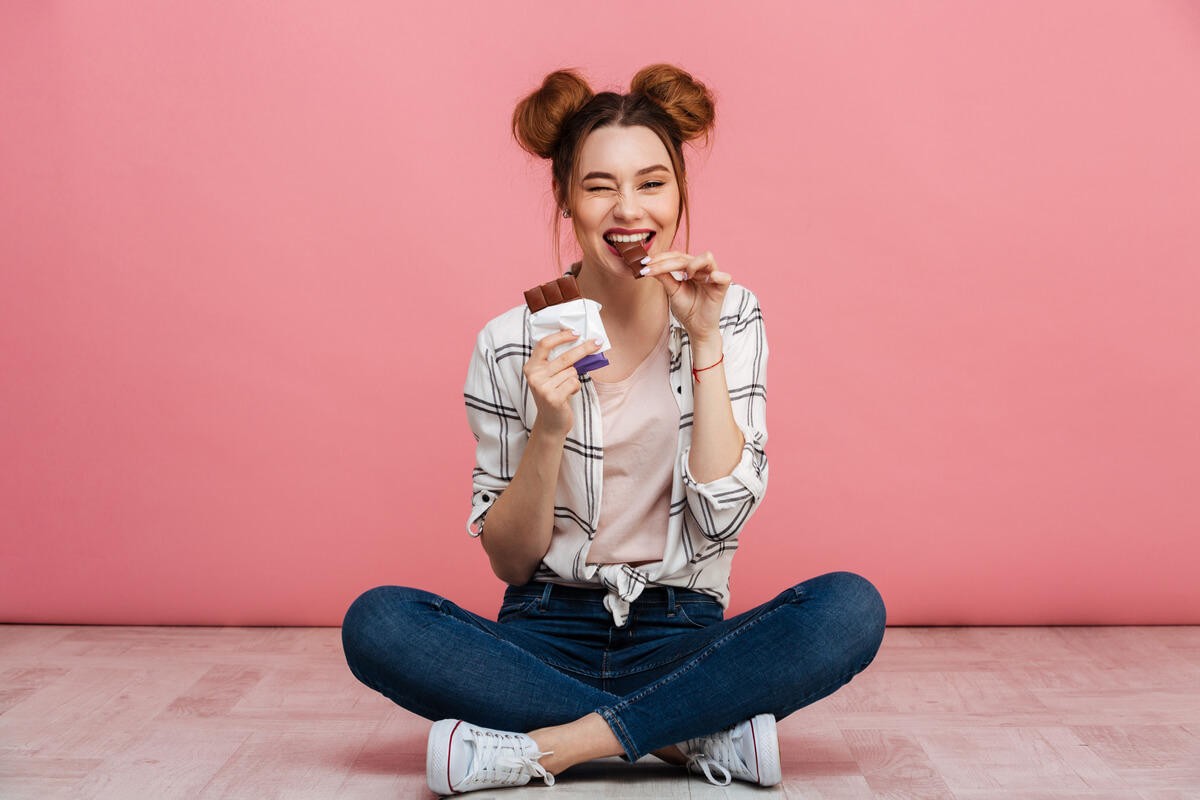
left=3, top=2, right=1199, bottom=626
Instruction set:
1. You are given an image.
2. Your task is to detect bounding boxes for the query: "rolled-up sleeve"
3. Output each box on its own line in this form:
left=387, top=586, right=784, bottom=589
left=463, top=326, right=527, bottom=537
left=680, top=289, right=769, bottom=541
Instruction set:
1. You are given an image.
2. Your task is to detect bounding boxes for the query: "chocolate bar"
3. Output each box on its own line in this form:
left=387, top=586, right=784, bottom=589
left=615, top=239, right=650, bottom=278
left=524, top=275, right=582, bottom=313
left=523, top=274, right=609, bottom=375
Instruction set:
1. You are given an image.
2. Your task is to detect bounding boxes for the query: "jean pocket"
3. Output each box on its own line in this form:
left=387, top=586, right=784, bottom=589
left=674, top=601, right=723, bottom=629
left=496, top=597, right=540, bottom=623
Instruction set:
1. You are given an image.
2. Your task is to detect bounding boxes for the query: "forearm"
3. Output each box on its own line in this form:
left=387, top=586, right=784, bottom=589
left=479, top=419, right=567, bottom=585
left=686, top=336, right=745, bottom=483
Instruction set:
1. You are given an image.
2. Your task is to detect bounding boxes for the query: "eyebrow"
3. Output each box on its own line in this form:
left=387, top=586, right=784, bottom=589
left=581, top=165, right=671, bottom=181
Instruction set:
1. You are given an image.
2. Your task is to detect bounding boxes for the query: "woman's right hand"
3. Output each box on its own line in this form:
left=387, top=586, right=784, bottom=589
left=523, top=330, right=603, bottom=437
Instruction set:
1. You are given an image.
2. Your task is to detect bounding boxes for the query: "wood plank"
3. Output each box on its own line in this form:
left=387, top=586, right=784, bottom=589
left=782, top=776, right=875, bottom=800
left=0, top=755, right=102, bottom=779
left=30, top=663, right=210, bottom=758
left=161, top=664, right=266, bottom=718
left=0, top=775, right=92, bottom=800
left=913, top=727, right=1115, bottom=792
left=1069, top=725, right=1200, bottom=770
left=0, top=667, right=142, bottom=750
left=1035, top=690, right=1200, bottom=726
left=1036, top=726, right=1130, bottom=790
left=551, top=757, right=694, bottom=799
left=0, top=667, right=69, bottom=716
left=841, top=729, right=956, bottom=799
left=331, top=748, right=425, bottom=800
left=823, top=670, right=899, bottom=714
left=951, top=791, right=1147, bottom=799
left=1069, top=725, right=1200, bottom=790
left=69, top=727, right=252, bottom=800
left=0, top=625, right=76, bottom=658
left=197, top=730, right=370, bottom=799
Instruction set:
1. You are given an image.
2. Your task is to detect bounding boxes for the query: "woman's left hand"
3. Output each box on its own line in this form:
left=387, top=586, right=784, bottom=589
left=641, top=250, right=731, bottom=343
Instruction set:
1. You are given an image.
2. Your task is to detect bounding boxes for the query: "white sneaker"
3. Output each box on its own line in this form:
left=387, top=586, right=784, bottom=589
left=679, top=713, right=781, bottom=786
left=426, top=719, right=555, bottom=795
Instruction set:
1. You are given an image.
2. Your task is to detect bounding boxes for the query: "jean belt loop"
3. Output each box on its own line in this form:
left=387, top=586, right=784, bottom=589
left=539, top=582, right=553, bottom=612
left=666, top=586, right=676, bottom=615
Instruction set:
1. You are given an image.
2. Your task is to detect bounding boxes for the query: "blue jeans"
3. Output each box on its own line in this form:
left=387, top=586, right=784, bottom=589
left=341, top=571, right=885, bottom=762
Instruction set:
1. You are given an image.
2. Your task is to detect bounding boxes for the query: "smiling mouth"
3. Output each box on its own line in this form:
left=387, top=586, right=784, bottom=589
left=603, top=232, right=654, bottom=254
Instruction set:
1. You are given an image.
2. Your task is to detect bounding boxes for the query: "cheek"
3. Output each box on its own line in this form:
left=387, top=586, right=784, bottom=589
left=663, top=192, right=683, bottom=221
left=571, top=220, right=602, bottom=246
left=663, top=202, right=683, bottom=230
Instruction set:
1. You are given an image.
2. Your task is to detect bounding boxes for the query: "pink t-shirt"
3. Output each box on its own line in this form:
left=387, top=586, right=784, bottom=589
left=586, top=325, right=680, bottom=566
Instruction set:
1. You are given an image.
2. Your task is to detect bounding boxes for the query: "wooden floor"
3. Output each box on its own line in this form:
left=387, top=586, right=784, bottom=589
left=1, top=626, right=1199, bottom=799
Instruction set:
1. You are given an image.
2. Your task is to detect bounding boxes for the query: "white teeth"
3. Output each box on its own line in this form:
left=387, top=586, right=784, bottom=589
left=606, top=233, right=651, bottom=243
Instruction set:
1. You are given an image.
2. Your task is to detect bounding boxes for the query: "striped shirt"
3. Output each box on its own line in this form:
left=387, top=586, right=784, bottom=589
left=463, top=282, right=769, bottom=625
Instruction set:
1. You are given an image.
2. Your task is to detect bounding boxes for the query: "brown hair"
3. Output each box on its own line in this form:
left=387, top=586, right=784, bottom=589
left=511, top=64, right=716, bottom=269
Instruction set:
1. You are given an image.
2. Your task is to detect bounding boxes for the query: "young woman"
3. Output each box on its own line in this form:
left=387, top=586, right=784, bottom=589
left=342, top=64, right=886, bottom=795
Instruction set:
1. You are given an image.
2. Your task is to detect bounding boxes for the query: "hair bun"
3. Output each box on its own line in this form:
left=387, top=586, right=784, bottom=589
left=630, top=64, right=715, bottom=145
left=512, top=69, right=595, bottom=160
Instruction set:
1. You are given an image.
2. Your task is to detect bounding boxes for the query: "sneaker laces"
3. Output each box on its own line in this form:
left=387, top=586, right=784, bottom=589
left=460, top=728, right=555, bottom=789
left=685, top=730, right=751, bottom=786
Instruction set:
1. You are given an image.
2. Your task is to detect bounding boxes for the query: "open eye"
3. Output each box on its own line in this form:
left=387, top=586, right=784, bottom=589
left=641, top=181, right=665, bottom=189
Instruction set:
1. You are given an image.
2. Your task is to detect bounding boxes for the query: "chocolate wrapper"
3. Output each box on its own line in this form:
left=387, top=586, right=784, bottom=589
left=527, top=298, right=611, bottom=375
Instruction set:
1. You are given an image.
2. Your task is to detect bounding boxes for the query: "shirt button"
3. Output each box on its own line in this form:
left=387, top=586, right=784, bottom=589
left=676, top=386, right=682, bottom=394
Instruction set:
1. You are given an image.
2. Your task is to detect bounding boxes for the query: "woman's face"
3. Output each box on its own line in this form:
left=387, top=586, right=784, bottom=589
left=569, top=125, right=682, bottom=277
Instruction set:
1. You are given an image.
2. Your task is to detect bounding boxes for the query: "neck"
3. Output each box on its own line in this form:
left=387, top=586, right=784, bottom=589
left=574, top=259, right=669, bottom=330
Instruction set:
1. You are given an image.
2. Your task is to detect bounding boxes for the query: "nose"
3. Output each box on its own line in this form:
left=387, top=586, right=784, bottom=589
left=613, top=190, right=645, bottom=221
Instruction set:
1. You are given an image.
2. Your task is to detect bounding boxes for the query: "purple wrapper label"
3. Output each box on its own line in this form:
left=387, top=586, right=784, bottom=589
left=574, top=353, right=610, bottom=375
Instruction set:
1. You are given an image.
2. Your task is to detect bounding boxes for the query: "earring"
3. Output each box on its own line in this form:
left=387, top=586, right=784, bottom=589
left=562, top=209, right=571, bottom=218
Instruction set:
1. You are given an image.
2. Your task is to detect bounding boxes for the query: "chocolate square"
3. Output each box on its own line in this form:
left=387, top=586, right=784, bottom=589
left=615, top=239, right=650, bottom=278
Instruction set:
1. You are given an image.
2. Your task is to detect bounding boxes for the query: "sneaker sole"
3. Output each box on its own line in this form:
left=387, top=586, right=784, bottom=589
left=750, top=713, right=782, bottom=786
left=427, top=719, right=463, bottom=795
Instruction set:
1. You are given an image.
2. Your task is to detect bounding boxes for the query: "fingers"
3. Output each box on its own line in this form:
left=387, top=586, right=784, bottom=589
left=549, top=338, right=605, bottom=373
left=525, top=333, right=604, bottom=382
left=530, top=328, right=586, bottom=361
left=548, top=366, right=583, bottom=395
left=524, top=333, right=601, bottom=427
left=640, top=250, right=729, bottom=286
left=537, top=367, right=583, bottom=407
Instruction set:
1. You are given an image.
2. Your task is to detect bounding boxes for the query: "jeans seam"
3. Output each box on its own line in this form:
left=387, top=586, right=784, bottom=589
left=496, top=598, right=540, bottom=623
left=438, top=599, right=608, bottom=682
left=604, top=593, right=800, bottom=759
left=602, top=598, right=770, bottom=677
left=776, top=655, right=876, bottom=719
left=672, top=602, right=719, bottom=631
left=611, top=603, right=784, bottom=710
left=602, top=633, right=726, bottom=676
left=598, top=707, right=638, bottom=762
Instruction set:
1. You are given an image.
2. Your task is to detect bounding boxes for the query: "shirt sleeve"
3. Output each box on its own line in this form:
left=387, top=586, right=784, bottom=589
left=679, top=288, right=769, bottom=541
left=462, top=323, right=528, bottom=537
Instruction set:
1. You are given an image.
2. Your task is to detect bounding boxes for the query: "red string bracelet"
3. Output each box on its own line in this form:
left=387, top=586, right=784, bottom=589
left=691, top=354, right=724, bottom=383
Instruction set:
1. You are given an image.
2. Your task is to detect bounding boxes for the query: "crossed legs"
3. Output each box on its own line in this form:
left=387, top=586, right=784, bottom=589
left=342, top=572, right=885, bottom=772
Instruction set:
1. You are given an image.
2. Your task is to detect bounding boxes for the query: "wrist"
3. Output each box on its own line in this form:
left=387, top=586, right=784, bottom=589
left=689, top=336, right=724, bottom=365
left=531, top=414, right=571, bottom=442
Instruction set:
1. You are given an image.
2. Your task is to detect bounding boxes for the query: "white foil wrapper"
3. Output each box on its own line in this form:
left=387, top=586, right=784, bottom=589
left=527, top=298, right=612, bottom=359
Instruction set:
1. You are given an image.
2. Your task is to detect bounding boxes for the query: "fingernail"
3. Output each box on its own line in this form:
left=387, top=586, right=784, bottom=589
left=593, top=338, right=604, bottom=346
left=639, top=267, right=650, bottom=276
left=641, top=256, right=651, bottom=265
left=571, top=329, right=581, bottom=336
